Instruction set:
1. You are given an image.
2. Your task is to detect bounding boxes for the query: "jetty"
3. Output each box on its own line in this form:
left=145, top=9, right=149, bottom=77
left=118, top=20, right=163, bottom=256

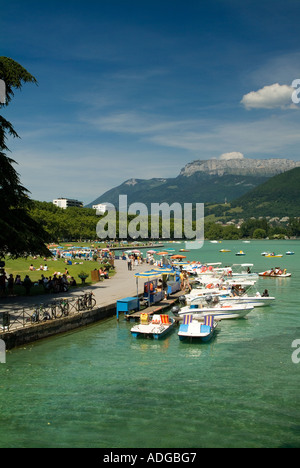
left=124, top=290, right=183, bottom=322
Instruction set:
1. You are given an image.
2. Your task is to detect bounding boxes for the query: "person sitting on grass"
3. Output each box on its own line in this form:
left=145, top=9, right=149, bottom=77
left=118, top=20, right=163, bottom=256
left=70, top=277, right=77, bottom=287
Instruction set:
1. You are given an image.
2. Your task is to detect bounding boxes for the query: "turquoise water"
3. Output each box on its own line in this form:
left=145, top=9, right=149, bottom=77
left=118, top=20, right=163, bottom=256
left=0, top=240, right=299, bottom=448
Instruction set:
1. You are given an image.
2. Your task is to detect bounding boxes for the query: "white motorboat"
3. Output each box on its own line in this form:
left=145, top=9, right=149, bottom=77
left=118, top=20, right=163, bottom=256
left=194, top=276, right=257, bottom=290
left=176, top=303, right=253, bottom=320
left=226, top=264, right=259, bottom=280
left=217, top=294, right=275, bottom=308
left=184, top=289, right=275, bottom=309
left=178, top=314, right=218, bottom=342
left=182, top=288, right=231, bottom=304
left=130, top=313, right=174, bottom=339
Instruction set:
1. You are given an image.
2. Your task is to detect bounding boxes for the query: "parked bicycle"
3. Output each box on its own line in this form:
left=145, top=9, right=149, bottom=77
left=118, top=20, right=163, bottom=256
left=55, top=298, right=70, bottom=318
left=76, top=292, right=96, bottom=311
left=30, top=305, right=51, bottom=323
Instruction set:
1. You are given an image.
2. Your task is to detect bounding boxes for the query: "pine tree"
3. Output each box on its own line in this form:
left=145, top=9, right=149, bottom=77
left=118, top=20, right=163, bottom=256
left=0, top=57, right=52, bottom=258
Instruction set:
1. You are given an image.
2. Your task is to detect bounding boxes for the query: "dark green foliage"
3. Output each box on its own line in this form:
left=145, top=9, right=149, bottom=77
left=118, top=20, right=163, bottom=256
left=231, top=168, right=300, bottom=218
left=0, top=57, right=51, bottom=259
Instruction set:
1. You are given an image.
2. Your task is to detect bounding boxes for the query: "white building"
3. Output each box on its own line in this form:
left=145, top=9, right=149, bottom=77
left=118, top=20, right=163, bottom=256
left=53, top=198, right=83, bottom=209
left=92, top=203, right=112, bottom=215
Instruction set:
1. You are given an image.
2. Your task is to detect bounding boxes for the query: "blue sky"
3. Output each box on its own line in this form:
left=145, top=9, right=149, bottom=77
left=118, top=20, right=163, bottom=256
left=2, top=0, right=300, bottom=204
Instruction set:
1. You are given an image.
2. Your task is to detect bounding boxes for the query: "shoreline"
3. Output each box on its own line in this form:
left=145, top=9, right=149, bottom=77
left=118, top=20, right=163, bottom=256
left=0, top=260, right=154, bottom=349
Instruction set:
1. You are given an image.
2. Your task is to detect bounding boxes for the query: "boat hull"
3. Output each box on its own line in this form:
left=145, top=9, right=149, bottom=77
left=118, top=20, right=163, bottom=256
left=130, top=321, right=174, bottom=339
left=178, top=305, right=253, bottom=320
left=219, top=296, right=275, bottom=308
left=178, top=322, right=218, bottom=342
left=259, top=272, right=291, bottom=278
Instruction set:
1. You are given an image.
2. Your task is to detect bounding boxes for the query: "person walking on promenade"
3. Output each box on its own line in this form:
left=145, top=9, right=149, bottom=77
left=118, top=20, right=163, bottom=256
left=183, top=271, right=192, bottom=292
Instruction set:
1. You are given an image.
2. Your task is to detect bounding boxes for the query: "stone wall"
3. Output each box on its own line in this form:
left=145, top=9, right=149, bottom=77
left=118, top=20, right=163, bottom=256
left=0, top=303, right=117, bottom=350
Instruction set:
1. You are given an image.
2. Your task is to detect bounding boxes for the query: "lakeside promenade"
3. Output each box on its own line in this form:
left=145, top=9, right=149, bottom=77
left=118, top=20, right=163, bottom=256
left=0, top=260, right=152, bottom=313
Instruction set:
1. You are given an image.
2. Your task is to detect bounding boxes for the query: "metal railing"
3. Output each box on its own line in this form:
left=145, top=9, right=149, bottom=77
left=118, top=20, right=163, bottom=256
left=0, top=292, right=97, bottom=332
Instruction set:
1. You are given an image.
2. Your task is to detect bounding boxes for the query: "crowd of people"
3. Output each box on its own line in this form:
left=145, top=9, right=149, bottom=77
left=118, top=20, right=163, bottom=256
left=0, top=271, right=79, bottom=297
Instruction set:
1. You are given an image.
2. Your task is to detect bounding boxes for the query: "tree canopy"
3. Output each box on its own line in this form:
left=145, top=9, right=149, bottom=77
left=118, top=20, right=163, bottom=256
left=0, top=57, right=51, bottom=259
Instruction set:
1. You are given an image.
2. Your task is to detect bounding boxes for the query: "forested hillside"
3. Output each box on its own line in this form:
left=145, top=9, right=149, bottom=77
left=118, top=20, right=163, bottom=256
left=230, top=168, right=300, bottom=218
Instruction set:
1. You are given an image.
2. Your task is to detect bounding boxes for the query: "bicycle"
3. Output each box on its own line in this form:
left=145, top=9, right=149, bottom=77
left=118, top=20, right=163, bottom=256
left=55, top=298, right=70, bottom=318
left=30, top=305, right=51, bottom=323
left=76, top=292, right=96, bottom=311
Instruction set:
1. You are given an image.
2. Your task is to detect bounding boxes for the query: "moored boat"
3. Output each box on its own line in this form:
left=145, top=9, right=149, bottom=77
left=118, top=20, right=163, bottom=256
left=178, top=314, right=218, bottom=342
left=130, top=313, right=174, bottom=339
left=175, top=302, right=253, bottom=320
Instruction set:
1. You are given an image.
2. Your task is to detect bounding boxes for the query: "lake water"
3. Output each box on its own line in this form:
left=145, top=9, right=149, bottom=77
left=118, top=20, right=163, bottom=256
left=0, top=240, right=299, bottom=448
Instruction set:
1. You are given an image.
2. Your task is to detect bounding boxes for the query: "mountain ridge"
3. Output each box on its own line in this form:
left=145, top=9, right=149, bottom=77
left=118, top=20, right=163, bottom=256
left=87, top=157, right=300, bottom=208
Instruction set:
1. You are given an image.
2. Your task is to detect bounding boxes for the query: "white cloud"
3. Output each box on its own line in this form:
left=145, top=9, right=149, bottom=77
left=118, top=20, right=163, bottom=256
left=219, top=152, right=244, bottom=160
left=241, top=83, right=296, bottom=110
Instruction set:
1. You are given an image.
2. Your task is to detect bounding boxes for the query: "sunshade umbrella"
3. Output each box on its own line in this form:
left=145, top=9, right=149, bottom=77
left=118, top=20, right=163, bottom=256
left=157, top=252, right=169, bottom=256
left=152, top=268, right=173, bottom=274
left=171, top=255, right=187, bottom=259
left=147, top=250, right=157, bottom=254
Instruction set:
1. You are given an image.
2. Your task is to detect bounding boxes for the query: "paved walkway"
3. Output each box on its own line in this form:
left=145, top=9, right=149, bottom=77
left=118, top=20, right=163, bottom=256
left=0, top=260, right=153, bottom=312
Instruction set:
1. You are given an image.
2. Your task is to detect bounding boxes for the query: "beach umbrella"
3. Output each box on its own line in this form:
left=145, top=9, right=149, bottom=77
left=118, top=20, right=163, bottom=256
left=134, top=270, right=161, bottom=278
left=147, top=250, right=157, bottom=254
left=171, top=255, right=187, bottom=259
left=152, top=267, right=173, bottom=274
left=157, top=252, right=169, bottom=256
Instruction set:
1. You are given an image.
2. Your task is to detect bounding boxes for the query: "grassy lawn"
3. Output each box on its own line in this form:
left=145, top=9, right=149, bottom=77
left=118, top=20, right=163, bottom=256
left=2, top=256, right=115, bottom=297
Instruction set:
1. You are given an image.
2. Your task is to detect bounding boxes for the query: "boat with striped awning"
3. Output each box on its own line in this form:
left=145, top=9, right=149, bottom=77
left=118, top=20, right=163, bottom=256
left=178, top=314, right=218, bottom=342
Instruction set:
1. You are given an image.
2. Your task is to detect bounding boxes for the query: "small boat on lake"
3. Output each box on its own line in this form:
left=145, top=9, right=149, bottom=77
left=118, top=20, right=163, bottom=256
left=286, top=251, right=295, bottom=256
left=264, top=253, right=283, bottom=258
left=236, top=251, right=246, bottom=256
left=220, top=249, right=231, bottom=253
left=130, top=313, right=174, bottom=339
left=259, top=269, right=291, bottom=278
left=178, top=314, right=218, bottom=342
